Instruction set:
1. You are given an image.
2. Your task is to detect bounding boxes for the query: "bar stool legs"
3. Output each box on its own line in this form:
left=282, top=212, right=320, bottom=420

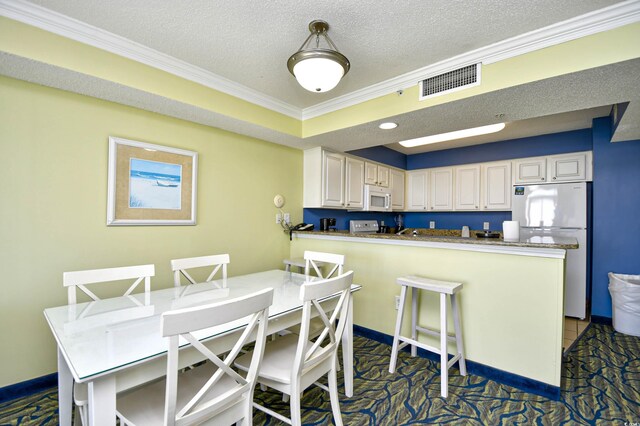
left=389, top=275, right=466, bottom=398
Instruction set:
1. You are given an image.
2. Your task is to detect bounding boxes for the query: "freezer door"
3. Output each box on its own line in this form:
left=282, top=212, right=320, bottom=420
left=520, top=228, right=587, bottom=319
left=512, top=183, right=586, bottom=228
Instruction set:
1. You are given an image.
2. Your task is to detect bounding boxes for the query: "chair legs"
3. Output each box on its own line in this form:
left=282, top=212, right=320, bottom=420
left=328, top=364, right=344, bottom=426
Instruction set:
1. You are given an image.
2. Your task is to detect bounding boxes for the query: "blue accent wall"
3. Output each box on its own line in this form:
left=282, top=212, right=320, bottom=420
left=591, top=117, right=640, bottom=318
left=407, top=129, right=592, bottom=169
left=404, top=211, right=512, bottom=231
left=347, top=145, right=407, bottom=169
left=303, top=208, right=399, bottom=231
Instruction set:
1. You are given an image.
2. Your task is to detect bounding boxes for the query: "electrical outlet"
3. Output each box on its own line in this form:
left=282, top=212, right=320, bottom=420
left=276, top=213, right=282, bottom=224
left=429, top=221, right=436, bottom=229
left=483, top=222, right=490, bottom=230
left=381, top=220, right=385, bottom=226
left=284, top=213, right=291, bottom=224
left=395, top=295, right=400, bottom=310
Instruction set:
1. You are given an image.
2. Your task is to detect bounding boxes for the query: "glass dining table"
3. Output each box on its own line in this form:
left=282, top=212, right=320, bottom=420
left=44, top=269, right=361, bottom=426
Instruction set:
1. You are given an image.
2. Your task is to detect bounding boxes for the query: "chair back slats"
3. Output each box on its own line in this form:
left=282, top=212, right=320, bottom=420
left=63, top=264, right=155, bottom=304
left=304, top=251, right=344, bottom=279
left=161, top=287, right=273, bottom=425
left=294, top=271, right=353, bottom=378
left=170, top=254, right=230, bottom=287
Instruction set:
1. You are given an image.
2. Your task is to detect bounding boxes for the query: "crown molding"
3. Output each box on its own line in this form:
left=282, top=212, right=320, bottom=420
left=301, top=0, right=640, bottom=120
left=1, top=0, right=638, bottom=123
left=0, top=0, right=302, bottom=119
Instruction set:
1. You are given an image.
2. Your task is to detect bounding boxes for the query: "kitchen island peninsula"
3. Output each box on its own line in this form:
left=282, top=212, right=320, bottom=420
left=290, top=230, right=578, bottom=398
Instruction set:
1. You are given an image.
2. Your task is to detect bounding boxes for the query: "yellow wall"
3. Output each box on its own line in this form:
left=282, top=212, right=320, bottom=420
left=291, top=236, right=565, bottom=387
left=0, top=76, right=303, bottom=387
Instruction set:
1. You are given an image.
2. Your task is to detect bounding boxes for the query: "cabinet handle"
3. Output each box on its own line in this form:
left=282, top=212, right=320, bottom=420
left=431, top=207, right=434, bottom=210
left=541, top=177, right=545, bottom=181
left=347, top=203, right=350, bottom=206
left=552, top=177, right=556, bottom=180
left=475, top=206, right=478, bottom=209
left=484, top=206, right=487, bottom=208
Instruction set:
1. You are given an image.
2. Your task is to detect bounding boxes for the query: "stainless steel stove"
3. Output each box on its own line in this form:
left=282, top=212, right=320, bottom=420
left=349, top=220, right=379, bottom=234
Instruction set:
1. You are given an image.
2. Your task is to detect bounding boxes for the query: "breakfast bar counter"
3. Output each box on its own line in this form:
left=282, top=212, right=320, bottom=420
left=289, top=229, right=572, bottom=398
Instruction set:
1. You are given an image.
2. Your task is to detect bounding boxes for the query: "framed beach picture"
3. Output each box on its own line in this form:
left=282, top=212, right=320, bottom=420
left=107, top=137, right=197, bottom=226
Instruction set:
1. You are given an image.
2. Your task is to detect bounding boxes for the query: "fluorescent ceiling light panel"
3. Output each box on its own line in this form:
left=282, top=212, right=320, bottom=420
left=399, top=123, right=506, bottom=147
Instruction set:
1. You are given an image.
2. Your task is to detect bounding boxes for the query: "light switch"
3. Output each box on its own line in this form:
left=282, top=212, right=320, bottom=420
left=429, top=221, right=435, bottom=229
left=483, top=222, right=490, bottom=230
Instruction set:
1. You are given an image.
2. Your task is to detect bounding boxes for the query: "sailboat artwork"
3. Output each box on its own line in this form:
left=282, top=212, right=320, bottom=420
left=129, top=158, right=182, bottom=209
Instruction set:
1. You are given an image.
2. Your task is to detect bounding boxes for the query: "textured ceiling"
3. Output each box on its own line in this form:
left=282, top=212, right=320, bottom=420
left=28, top=0, right=623, bottom=109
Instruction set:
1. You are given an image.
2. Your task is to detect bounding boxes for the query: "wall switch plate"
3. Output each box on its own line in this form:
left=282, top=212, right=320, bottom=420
left=381, top=220, right=385, bottom=226
left=395, top=295, right=400, bottom=310
left=284, top=213, right=291, bottom=224
left=429, top=221, right=436, bottom=229
left=276, top=213, right=282, bottom=224
left=483, top=222, right=490, bottom=230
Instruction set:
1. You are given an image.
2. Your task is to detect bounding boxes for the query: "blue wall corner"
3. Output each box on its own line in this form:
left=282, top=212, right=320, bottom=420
left=346, top=145, right=407, bottom=169
left=591, top=116, right=640, bottom=318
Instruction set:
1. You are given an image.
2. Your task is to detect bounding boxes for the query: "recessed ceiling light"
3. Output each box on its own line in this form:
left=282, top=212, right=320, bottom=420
left=379, top=122, right=398, bottom=130
left=399, top=123, right=506, bottom=147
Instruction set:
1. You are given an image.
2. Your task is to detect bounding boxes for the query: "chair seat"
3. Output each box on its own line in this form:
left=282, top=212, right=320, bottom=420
left=236, top=334, right=306, bottom=384
left=116, top=363, right=241, bottom=426
left=397, top=275, right=462, bottom=294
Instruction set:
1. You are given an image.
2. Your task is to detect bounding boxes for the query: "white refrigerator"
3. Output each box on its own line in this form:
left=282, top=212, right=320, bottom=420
left=512, top=182, right=588, bottom=319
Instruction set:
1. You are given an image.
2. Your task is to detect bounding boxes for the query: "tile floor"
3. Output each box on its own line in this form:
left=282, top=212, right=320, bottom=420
left=564, top=315, right=590, bottom=352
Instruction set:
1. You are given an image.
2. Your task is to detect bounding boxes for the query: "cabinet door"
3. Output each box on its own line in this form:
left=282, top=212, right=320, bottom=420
left=322, top=152, right=345, bottom=207
left=389, top=169, right=405, bottom=210
left=345, top=157, right=364, bottom=209
left=429, top=168, right=453, bottom=211
left=364, top=162, right=378, bottom=185
left=548, top=153, right=586, bottom=182
left=406, top=170, right=428, bottom=210
left=377, top=166, right=390, bottom=187
left=514, top=158, right=547, bottom=184
left=455, top=165, right=480, bottom=210
left=482, top=162, right=511, bottom=210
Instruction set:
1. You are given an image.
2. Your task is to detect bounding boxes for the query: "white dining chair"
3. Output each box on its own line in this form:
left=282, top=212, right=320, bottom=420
left=304, top=250, right=344, bottom=279
left=235, top=271, right=353, bottom=426
left=115, top=287, right=274, bottom=426
left=170, top=254, right=230, bottom=287
left=62, top=264, right=156, bottom=426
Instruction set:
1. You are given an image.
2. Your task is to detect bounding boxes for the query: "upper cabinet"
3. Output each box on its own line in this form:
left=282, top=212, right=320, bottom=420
left=454, top=165, right=481, bottom=211
left=365, top=162, right=390, bottom=187
left=482, top=161, right=512, bottom=210
left=345, top=157, right=365, bottom=209
left=304, top=148, right=345, bottom=208
left=389, top=168, right=405, bottom=210
left=406, top=170, right=429, bottom=211
left=514, top=157, right=547, bottom=184
left=548, top=152, right=589, bottom=182
left=514, top=151, right=592, bottom=184
left=429, top=168, right=453, bottom=211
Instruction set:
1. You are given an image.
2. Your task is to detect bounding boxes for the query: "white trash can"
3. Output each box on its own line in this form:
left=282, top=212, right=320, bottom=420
left=608, top=272, right=640, bottom=337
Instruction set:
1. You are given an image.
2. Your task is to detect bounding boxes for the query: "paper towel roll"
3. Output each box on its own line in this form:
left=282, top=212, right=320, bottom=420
left=503, top=221, right=520, bottom=241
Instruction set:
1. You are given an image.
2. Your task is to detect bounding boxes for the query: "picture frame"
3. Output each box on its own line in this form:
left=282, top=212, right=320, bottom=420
left=107, top=136, right=197, bottom=226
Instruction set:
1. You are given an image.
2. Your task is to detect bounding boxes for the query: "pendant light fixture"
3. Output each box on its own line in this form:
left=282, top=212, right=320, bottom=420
left=287, top=20, right=350, bottom=93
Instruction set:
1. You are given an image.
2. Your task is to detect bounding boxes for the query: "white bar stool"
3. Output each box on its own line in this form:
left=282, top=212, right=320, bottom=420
left=389, top=275, right=467, bottom=398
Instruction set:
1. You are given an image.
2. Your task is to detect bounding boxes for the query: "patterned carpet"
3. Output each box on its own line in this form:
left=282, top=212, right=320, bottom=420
left=1, top=324, right=639, bottom=425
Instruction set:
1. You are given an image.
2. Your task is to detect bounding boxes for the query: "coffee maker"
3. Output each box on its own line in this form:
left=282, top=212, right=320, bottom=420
left=320, top=218, right=336, bottom=231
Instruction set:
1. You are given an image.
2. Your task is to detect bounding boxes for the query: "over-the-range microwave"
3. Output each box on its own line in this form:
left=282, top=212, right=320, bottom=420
left=363, top=184, right=392, bottom=211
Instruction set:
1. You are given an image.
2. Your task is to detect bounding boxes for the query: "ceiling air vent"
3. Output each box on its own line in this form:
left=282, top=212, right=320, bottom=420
left=419, top=63, right=481, bottom=101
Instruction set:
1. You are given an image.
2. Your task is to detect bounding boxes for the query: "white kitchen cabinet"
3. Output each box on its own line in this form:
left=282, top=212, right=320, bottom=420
left=482, top=161, right=512, bottom=210
left=303, top=147, right=346, bottom=208
left=548, top=152, right=588, bottom=182
left=454, top=165, right=480, bottom=210
left=345, top=157, right=365, bottom=209
left=514, top=157, right=547, bottom=184
left=406, top=170, right=429, bottom=211
left=429, top=168, right=453, bottom=211
left=322, top=151, right=345, bottom=207
left=389, top=168, right=405, bottom=210
left=365, top=162, right=390, bottom=187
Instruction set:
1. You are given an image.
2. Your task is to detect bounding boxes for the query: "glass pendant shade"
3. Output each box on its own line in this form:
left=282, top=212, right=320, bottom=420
left=288, top=20, right=350, bottom=93
left=292, top=56, right=345, bottom=92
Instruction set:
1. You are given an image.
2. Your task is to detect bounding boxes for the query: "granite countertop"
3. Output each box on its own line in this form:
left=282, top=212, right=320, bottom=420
left=295, top=228, right=578, bottom=249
